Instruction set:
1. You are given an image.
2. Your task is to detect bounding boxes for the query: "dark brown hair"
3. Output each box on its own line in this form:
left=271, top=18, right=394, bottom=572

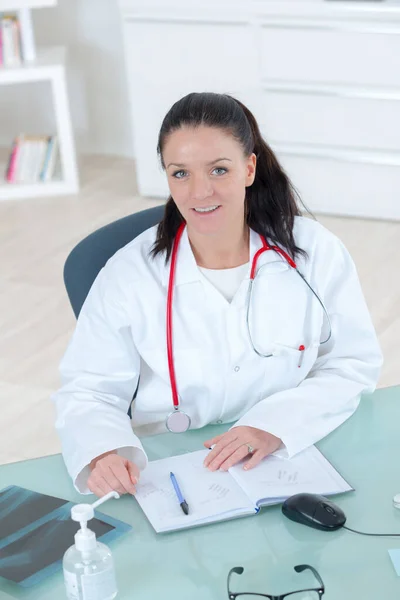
left=151, top=92, right=308, bottom=262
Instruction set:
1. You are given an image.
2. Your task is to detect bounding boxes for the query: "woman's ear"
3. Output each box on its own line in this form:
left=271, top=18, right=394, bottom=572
left=245, top=153, right=257, bottom=186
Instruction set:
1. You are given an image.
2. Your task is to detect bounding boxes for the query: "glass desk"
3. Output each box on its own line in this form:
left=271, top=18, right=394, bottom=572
left=1, top=386, right=400, bottom=600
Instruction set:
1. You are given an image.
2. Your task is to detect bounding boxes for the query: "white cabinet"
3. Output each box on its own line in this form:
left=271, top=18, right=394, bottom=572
left=259, top=24, right=400, bottom=86
left=261, top=90, right=400, bottom=151
left=118, top=0, right=400, bottom=220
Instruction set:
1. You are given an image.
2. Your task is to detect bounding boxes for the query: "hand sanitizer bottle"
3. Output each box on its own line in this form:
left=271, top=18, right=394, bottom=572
left=63, top=491, right=120, bottom=600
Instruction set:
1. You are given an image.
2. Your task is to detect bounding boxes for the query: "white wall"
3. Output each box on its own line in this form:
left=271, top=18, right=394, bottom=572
left=0, top=0, right=134, bottom=157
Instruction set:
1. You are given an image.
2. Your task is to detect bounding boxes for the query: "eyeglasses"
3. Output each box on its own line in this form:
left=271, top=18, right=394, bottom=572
left=227, top=564, right=325, bottom=600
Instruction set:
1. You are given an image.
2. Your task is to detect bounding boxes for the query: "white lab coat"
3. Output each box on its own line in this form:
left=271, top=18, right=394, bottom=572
left=53, top=216, right=382, bottom=493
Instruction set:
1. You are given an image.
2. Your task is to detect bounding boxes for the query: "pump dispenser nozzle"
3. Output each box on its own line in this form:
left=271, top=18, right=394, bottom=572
left=71, top=491, right=120, bottom=553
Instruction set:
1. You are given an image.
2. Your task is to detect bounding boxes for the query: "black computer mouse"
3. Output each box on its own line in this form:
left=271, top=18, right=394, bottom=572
left=282, top=493, right=346, bottom=531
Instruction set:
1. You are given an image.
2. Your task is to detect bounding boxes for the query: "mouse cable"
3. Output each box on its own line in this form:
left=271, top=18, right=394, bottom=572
left=343, top=525, right=400, bottom=537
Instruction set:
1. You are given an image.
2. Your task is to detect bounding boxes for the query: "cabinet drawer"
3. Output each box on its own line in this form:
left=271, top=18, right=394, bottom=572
left=260, top=89, right=400, bottom=151
left=276, top=153, right=400, bottom=220
left=260, top=25, right=400, bottom=86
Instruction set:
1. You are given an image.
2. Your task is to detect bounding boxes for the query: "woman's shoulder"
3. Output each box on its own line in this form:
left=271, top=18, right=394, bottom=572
left=101, top=224, right=163, bottom=283
left=293, top=215, right=345, bottom=253
left=293, top=215, right=352, bottom=275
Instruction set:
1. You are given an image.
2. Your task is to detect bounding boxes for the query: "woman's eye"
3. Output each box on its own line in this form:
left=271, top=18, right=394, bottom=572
left=172, top=170, right=186, bottom=179
left=172, top=167, right=227, bottom=179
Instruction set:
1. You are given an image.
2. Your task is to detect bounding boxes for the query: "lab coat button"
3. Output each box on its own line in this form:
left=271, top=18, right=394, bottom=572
left=234, top=366, right=240, bottom=372
left=216, top=420, right=223, bottom=424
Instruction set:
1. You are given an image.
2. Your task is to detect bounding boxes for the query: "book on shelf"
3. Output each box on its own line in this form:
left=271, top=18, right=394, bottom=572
left=0, top=13, right=23, bottom=67
left=5, top=134, right=60, bottom=184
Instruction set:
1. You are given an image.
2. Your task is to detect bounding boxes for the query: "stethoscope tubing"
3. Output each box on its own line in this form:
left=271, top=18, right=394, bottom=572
left=167, top=223, right=332, bottom=412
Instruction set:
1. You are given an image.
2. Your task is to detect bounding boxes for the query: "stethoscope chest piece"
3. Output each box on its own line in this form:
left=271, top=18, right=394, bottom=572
left=166, top=409, right=191, bottom=433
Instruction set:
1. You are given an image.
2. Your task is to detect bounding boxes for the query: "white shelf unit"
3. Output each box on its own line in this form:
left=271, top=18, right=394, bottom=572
left=0, top=1, right=79, bottom=200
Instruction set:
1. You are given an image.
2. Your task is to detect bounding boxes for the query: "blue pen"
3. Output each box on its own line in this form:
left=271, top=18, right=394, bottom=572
left=170, top=471, right=189, bottom=515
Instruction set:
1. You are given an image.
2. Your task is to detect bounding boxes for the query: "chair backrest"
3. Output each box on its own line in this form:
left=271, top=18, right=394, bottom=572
left=64, top=205, right=165, bottom=318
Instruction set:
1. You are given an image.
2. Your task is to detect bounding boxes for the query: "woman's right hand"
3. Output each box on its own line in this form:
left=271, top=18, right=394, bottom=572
left=88, top=450, right=139, bottom=497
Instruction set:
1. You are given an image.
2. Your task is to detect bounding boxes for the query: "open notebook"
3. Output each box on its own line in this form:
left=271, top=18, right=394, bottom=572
left=134, top=446, right=352, bottom=533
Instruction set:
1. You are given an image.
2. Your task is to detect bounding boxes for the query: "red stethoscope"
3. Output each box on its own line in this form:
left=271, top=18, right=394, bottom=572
left=165, top=223, right=332, bottom=433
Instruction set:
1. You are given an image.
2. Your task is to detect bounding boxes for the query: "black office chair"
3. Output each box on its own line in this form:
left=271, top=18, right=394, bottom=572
left=63, top=204, right=165, bottom=318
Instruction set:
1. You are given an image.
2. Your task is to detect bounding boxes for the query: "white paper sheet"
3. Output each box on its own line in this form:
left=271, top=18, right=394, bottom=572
left=229, top=445, right=352, bottom=507
left=135, top=449, right=255, bottom=532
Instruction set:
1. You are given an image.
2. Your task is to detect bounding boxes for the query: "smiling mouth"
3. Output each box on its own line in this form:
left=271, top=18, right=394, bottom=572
left=192, top=205, right=221, bottom=213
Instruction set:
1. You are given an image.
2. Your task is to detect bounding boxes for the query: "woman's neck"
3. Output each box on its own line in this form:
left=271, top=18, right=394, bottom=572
left=188, top=224, right=250, bottom=269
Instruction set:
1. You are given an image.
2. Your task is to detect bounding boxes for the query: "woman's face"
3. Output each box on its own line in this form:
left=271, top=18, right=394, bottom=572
left=162, top=125, right=256, bottom=238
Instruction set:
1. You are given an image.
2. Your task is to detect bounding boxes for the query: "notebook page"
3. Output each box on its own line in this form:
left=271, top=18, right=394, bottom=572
left=135, top=449, right=256, bottom=532
left=229, top=445, right=352, bottom=507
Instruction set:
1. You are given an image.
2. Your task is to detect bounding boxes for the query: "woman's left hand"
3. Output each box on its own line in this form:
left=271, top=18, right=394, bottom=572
left=203, top=426, right=282, bottom=472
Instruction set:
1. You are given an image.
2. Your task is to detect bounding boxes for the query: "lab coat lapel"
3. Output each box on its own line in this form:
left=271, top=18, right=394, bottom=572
left=160, top=226, right=202, bottom=288
left=174, top=227, right=202, bottom=287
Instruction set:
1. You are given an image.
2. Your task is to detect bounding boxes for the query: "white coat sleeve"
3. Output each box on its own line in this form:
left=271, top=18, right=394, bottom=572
left=52, top=266, right=147, bottom=494
left=233, top=235, right=383, bottom=457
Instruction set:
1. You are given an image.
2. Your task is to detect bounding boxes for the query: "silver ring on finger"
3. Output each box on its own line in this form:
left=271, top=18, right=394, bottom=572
left=246, top=443, right=255, bottom=455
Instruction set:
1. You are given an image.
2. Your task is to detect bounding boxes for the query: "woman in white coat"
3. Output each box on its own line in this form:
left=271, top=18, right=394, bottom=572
left=53, top=92, right=382, bottom=498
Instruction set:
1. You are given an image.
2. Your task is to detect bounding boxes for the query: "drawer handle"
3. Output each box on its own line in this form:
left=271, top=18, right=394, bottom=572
left=274, top=142, right=400, bottom=167
left=262, top=80, right=400, bottom=102
left=261, top=19, right=400, bottom=36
